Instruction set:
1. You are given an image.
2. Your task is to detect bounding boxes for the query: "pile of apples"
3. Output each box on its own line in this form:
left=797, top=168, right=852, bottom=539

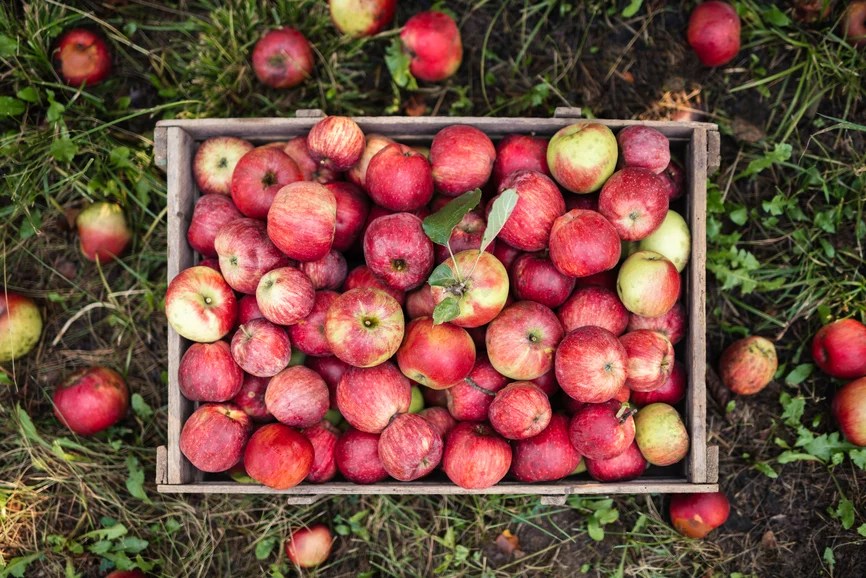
left=165, top=113, right=695, bottom=491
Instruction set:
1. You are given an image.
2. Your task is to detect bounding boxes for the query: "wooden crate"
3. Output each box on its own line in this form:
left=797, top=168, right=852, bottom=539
left=153, top=108, right=720, bottom=504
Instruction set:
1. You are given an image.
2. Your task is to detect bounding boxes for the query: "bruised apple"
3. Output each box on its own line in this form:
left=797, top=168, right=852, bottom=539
left=669, top=492, right=731, bottom=539
left=719, top=336, right=777, bottom=395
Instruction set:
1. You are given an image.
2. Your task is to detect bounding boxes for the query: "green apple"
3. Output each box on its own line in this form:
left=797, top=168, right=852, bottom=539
left=634, top=403, right=689, bottom=466
left=409, top=385, right=425, bottom=413
left=546, top=122, right=618, bottom=194
left=638, top=210, right=691, bottom=272
left=0, top=292, right=42, bottom=363
left=617, top=251, right=681, bottom=317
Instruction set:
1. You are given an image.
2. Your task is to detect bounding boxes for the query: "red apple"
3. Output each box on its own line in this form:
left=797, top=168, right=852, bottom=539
left=193, top=137, right=255, bottom=196
left=105, top=571, right=146, bottom=578
left=621, top=330, right=675, bottom=392
left=326, top=182, right=371, bottom=251
left=53, top=28, right=111, bottom=86
left=687, top=1, right=741, bottom=67
left=214, top=218, right=290, bottom=294
left=445, top=353, right=509, bottom=421
left=335, top=427, right=389, bottom=484
left=165, top=266, right=237, bottom=343
left=267, top=181, right=337, bottom=262
left=230, top=318, right=292, bottom=377
left=283, top=136, right=339, bottom=183
left=491, top=242, right=522, bottom=271
left=76, top=202, right=132, bottom=262
left=231, top=374, right=274, bottom=422
left=330, top=0, right=396, bottom=36
left=486, top=301, right=564, bottom=380
left=442, top=422, right=512, bottom=489
left=568, top=400, right=636, bottom=460
left=598, top=168, right=669, bottom=241
left=833, top=377, right=866, bottom=446
left=511, top=413, right=581, bottom=482
left=289, top=291, right=339, bottom=357
left=306, top=116, right=365, bottom=172
left=531, top=368, right=560, bottom=396
left=347, top=134, right=394, bottom=188
left=325, top=287, right=404, bottom=367
left=634, top=403, right=689, bottom=466
left=336, top=362, right=411, bottom=433
left=238, top=294, right=264, bottom=325
left=627, top=302, right=687, bottom=345
left=617, top=251, right=681, bottom=317
left=574, top=269, right=618, bottom=290
left=585, top=440, right=647, bottom=482
left=617, top=125, right=670, bottom=174
left=419, top=406, right=457, bottom=438
left=492, top=134, right=550, bottom=190
left=52, top=366, right=129, bottom=435
left=396, top=317, right=476, bottom=390
left=265, top=365, right=329, bottom=428
left=179, top=341, right=244, bottom=402
left=180, top=403, right=251, bottom=472
left=433, top=211, right=494, bottom=263
left=255, top=266, right=315, bottom=326
left=230, top=147, right=303, bottom=219
left=488, top=381, right=551, bottom=440
left=565, top=192, right=599, bottom=212
left=303, top=421, right=340, bottom=483
left=378, top=413, right=443, bottom=480
left=366, top=143, right=434, bottom=211
left=558, top=286, right=630, bottom=336
left=491, top=170, right=565, bottom=251
left=661, top=159, right=685, bottom=200
left=363, top=213, right=433, bottom=290
left=812, top=319, right=866, bottom=379
left=285, top=524, right=333, bottom=568
left=549, top=210, right=621, bottom=278
left=0, top=292, right=42, bottom=363
left=843, top=1, right=866, bottom=46
left=429, top=125, right=495, bottom=196
left=244, top=423, right=313, bottom=489
left=511, top=252, right=575, bottom=308
left=406, top=284, right=436, bottom=319
left=306, top=355, right=349, bottom=408
left=298, top=250, right=347, bottom=291
left=343, top=265, right=405, bottom=305
left=187, top=194, right=243, bottom=258
left=252, top=27, right=314, bottom=88
left=399, top=11, right=463, bottom=82
left=719, top=335, right=777, bottom=395
left=429, top=250, right=510, bottom=328
left=555, top=326, right=628, bottom=403
left=631, top=361, right=687, bottom=406
left=547, top=122, right=618, bottom=194
left=669, top=492, right=731, bottom=539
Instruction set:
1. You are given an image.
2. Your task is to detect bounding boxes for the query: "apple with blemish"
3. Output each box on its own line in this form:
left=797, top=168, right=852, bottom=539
left=0, top=292, right=42, bottom=363
left=621, top=330, right=675, bottom=392
left=325, top=287, right=404, bottom=367
left=399, top=11, right=463, bottom=82
left=511, top=252, right=575, bottom=308
left=488, top=381, right=551, bottom=440
left=669, top=492, right=731, bottom=539
left=76, top=202, right=132, bottom=262
left=363, top=213, right=434, bottom=290
left=442, top=422, right=512, bottom=489
left=486, top=301, right=563, bottom=380
left=52, top=366, right=129, bottom=436
left=306, top=115, right=365, bottom=172
left=379, top=413, right=443, bottom=481
left=617, top=251, right=681, bottom=317
left=193, top=137, right=254, bottom=195
left=230, top=147, right=302, bottom=219
left=492, top=170, right=565, bottom=251
left=180, top=403, right=251, bottom=472
left=230, top=318, right=292, bottom=377
left=365, top=143, right=434, bottom=211
left=268, top=181, right=337, bottom=262
left=335, top=427, right=389, bottom=484
left=336, top=362, right=411, bottom=433
left=53, top=28, right=112, bottom=86
left=510, top=414, right=581, bottom=482
left=396, top=317, right=476, bottom=390
left=283, top=136, right=338, bottom=183
left=429, top=250, right=510, bottom=328
left=252, top=27, right=314, bottom=88
left=549, top=210, right=621, bottom=278
left=165, top=266, right=237, bottom=343
left=555, top=326, right=628, bottom=403
left=430, top=125, right=495, bottom=196
left=256, top=266, right=315, bottom=326
left=179, top=341, right=243, bottom=402
left=492, top=134, right=550, bottom=189
left=547, top=122, right=618, bottom=194
left=719, top=335, right=777, bottom=395
left=214, top=218, right=290, bottom=294
left=244, top=423, right=313, bottom=489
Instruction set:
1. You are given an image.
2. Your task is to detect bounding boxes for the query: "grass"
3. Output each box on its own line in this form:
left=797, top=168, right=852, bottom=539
left=1, top=0, right=865, bottom=576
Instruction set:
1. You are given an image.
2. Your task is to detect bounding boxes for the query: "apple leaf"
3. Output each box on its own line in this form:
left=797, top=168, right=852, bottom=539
left=480, top=187, right=518, bottom=253
left=622, top=0, right=643, bottom=18
left=125, top=456, right=151, bottom=503
left=428, top=262, right=458, bottom=288
left=0, top=96, right=25, bottom=116
left=432, top=297, right=460, bottom=325
left=422, top=189, right=482, bottom=246
left=385, top=38, right=418, bottom=90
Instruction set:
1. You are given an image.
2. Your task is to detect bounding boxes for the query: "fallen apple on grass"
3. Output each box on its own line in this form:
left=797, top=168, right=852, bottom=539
left=0, top=291, right=42, bottom=363
left=329, top=0, right=395, bottom=37
left=832, top=377, right=866, bottom=446
left=76, top=202, right=133, bottom=263
left=669, top=491, right=731, bottom=539
left=251, top=27, right=314, bottom=89
left=399, top=11, right=463, bottom=82
left=811, top=318, right=866, bottom=379
left=687, top=0, right=741, bottom=67
left=285, top=524, right=334, bottom=568
left=53, top=27, right=112, bottom=86
left=719, top=336, right=777, bottom=395
left=53, top=366, right=129, bottom=436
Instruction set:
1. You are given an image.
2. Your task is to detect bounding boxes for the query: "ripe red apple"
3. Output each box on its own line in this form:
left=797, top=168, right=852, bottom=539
left=302, top=421, right=339, bottom=483
left=326, top=182, right=371, bottom=251
left=186, top=194, right=243, bottom=258
left=255, top=266, right=315, bottom=326
left=347, top=134, right=394, bottom=188
left=335, top=427, right=389, bottom=483
left=549, top=210, right=621, bottom=278
left=633, top=403, right=689, bottom=466
left=429, top=125, right=495, bottom=196
left=429, top=250, right=510, bottom=328
left=598, top=168, right=669, bottom=241
left=555, top=326, right=627, bottom=403
left=627, top=302, right=687, bottom=345
left=510, top=413, right=581, bottom=482
left=631, top=361, right=687, bottom=406
left=330, top=0, right=396, bottom=36
left=285, top=524, right=333, bottom=568
left=812, top=319, right=866, bottom=379
left=364, top=213, right=433, bottom=290
left=488, top=381, right=552, bottom=440
left=400, top=11, right=463, bottom=82
left=289, top=290, right=339, bottom=357
left=687, top=1, right=741, bottom=67
left=165, top=266, right=237, bottom=343
left=486, top=301, right=563, bottom=380
left=230, top=147, right=302, bottom=219
left=231, top=374, right=274, bottom=422
left=52, top=366, right=129, bottom=435
left=419, top=406, right=457, bottom=439
left=251, top=27, right=314, bottom=88
left=621, top=330, right=675, bottom=392
left=843, top=1, right=866, bottom=46
left=510, top=253, right=575, bottom=309
left=832, top=377, right=866, bottom=446
left=442, top=422, right=512, bottom=489
left=492, top=170, right=565, bottom=251
left=492, top=134, right=550, bottom=190
left=343, top=265, right=405, bottom=305
left=558, top=286, right=630, bottom=336
left=180, top=403, right=251, bottom=472
left=378, top=413, right=443, bottom=480
left=214, top=218, right=289, bottom=294
left=547, top=122, right=618, bottom=194
left=617, top=250, right=681, bottom=317
left=719, top=335, right=777, bottom=395
left=244, top=423, right=314, bottom=489
left=617, top=125, right=670, bottom=174
left=179, top=341, right=244, bottom=402
left=336, top=362, right=411, bottom=433
left=585, top=440, right=647, bottom=482
left=307, top=116, right=365, bottom=172
left=230, top=318, right=292, bottom=377
left=661, top=159, right=685, bottom=200
left=406, top=284, right=436, bottom=319
left=193, top=137, right=254, bottom=196
left=569, top=400, right=636, bottom=460
left=396, top=317, right=476, bottom=389
left=491, top=242, right=522, bottom=271
left=669, top=492, right=731, bottom=539
left=433, top=211, right=494, bottom=263
left=265, top=365, right=329, bottom=428
left=365, top=143, right=434, bottom=211
left=325, top=287, right=404, bottom=367
left=283, top=136, right=338, bottom=183
left=305, top=355, right=349, bottom=408
left=0, top=292, right=42, bottom=363
left=238, top=294, right=264, bottom=325
left=531, top=368, right=559, bottom=396
left=53, top=28, right=111, bottom=86
left=445, top=354, right=509, bottom=421
left=76, top=202, right=132, bottom=262
left=267, top=181, right=337, bottom=262
left=105, top=571, right=146, bottom=578
left=574, top=269, right=618, bottom=290
left=298, top=250, right=347, bottom=291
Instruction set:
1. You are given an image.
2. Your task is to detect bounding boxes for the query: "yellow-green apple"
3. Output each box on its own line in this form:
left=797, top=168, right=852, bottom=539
left=231, top=374, right=274, bottom=422
left=363, top=213, right=433, bottom=290
left=303, top=420, right=339, bottom=483
left=547, top=122, right=618, bottom=194
left=330, top=0, right=396, bottom=36
left=628, top=301, right=687, bottom=345
left=365, top=143, right=434, bottom=211
left=285, top=524, right=333, bottom=568
left=396, top=317, right=476, bottom=389
left=53, top=28, right=111, bottom=86
left=306, top=355, right=349, bottom=409
left=214, top=218, right=290, bottom=294
left=549, top=210, right=621, bottom=278
left=491, top=170, right=564, bottom=251
left=244, top=423, right=313, bottom=488
left=325, top=287, right=404, bottom=367
left=419, top=406, right=457, bottom=438
left=669, top=492, right=731, bottom=539
left=267, top=181, right=337, bottom=262
left=289, top=291, right=339, bottom=357
left=348, top=134, right=394, bottom=188
left=719, top=335, right=777, bottom=395
left=585, top=440, right=647, bottom=482
left=621, top=330, right=675, bottom=392
left=617, top=251, right=681, bottom=317
left=442, top=422, right=512, bottom=489
left=179, top=341, right=243, bottom=402
left=52, top=366, right=129, bottom=435
left=598, top=167, right=669, bottom=241
left=326, top=182, right=371, bottom=252
left=193, top=137, right=254, bottom=195
left=238, top=294, right=264, bottom=325
left=230, top=147, right=303, bottom=219
left=812, top=318, right=866, bottom=379
left=165, top=266, right=237, bottom=342
left=445, top=353, right=509, bottom=421
left=555, top=326, right=627, bottom=403
left=335, top=427, right=388, bottom=483
left=343, top=265, right=405, bottom=305
left=488, top=381, right=551, bottom=440
left=510, top=413, right=581, bottom=482
left=180, top=403, right=251, bottom=472
left=265, top=365, right=329, bottom=428
left=833, top=377, right=866, bottom=446
left=510, top=253, right=575, bottom=308
left=430, top=125, right=495, bottom=196
left=230, top=318, right=292, bottom=377
left=0, top=292, right=42, bottom=363
left=486, top=301, right=563, bottom=380
left=255, top=266, right=315, bottom=326
left=617, top=125, right=670, bottom=174
left=558, top=286, right=629, bottom=336
left=336, top=362, right=411, bottom=433
left=634, top=402, right=689, bottom=466
left=661, top=159, right=685, bottom=200
left=251, top=27, right=314, bottom=88
left=569, top=400, right=636, bottom=460
left=187, top=194, right=243, bottom=258
left=843, top=1, right=866, bottom=46
left=433, top=211, right=494, bottom=264
left=406, top=284, right=436, bottom=319
left=637, top=210, right=691, bottom=272
left=399, top=11, right=463, bottom=82
left=378, top=413, right=443, bottom=480
left=429, top=250, right=509, bottom=328
left=631, top=360, right=687, bottom=406
left=298, top=250, right=347, bottom=291
left=491, top=134, right=550, bottom=190
left=306, top=116, right=365, bottom=172
left=283, top=136, right=338, bottom=183
left=409, top=385, right=424, bottom=413
left=687, top=1, right=741, bottom=67
left=76, top=202, right=132, bottom=262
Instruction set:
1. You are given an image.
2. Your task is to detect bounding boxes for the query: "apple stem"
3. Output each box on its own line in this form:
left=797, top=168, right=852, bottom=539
left=616, top=404, right=638, bottom=423
left=465, top=376, right=497, bottom=397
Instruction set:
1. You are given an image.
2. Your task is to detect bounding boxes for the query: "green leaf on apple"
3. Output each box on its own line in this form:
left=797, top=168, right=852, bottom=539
left=422, top=188, right=482, bottom=246
left=432, top=297, right=460, bottom=325
left=428, top=262, right=458, bottom=288
left=481, top=187, right=518, bottom=253
left=385, top=37, right=418, bottom=90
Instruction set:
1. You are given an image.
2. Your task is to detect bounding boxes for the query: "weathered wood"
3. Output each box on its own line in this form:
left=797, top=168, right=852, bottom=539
left=286, top=495, right=326, bottom=506
left=553, top=107, right=583, bottom=118
left=707, top=129, right=721, bottom=175
left=294, top=109, right=326, bottom=118
left=539, top=495, right=568, bottom=506
left=706, top=445, right=720, bottom=484
left=153, top=126, right=167, bottom=171
left=156, top=445, right=168, bottom=485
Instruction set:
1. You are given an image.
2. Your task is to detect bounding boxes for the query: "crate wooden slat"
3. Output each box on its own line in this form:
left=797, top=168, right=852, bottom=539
left=155, top=114, right=720, bottom=497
